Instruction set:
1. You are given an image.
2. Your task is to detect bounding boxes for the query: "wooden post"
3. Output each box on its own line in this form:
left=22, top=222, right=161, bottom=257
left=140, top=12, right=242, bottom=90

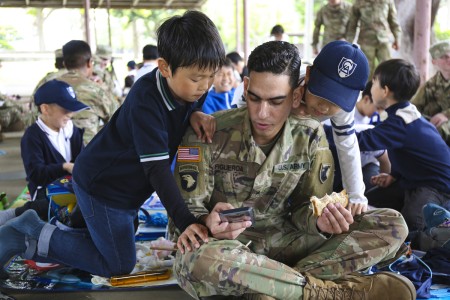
left=84, top=0, right=91, bottom=45
left=414, top=0, right=432, bottom=83
left=243, top=0, right=249, bottom=61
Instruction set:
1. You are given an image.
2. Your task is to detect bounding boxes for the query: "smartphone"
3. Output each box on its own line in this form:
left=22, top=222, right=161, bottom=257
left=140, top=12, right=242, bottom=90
left=219, top=207, right=254, bottom=223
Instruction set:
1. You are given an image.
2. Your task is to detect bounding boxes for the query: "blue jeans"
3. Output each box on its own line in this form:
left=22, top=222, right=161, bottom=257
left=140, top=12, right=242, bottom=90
left=35, top=180, right=138, bottom=277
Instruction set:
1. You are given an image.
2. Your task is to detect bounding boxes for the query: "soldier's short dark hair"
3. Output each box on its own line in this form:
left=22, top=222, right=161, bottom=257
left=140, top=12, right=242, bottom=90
left=157, top=10, right=226, bottom=75
left=142, top=44, right=158, bottom=60
left=247, top=41, right=301, bottom=89
left=373, top=59, right=420, bottom=102
left=62, top=40, right=92, bottom=70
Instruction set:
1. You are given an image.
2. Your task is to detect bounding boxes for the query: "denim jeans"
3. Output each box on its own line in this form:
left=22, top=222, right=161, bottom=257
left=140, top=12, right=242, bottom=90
left=36, top=180, right=138, bottom=277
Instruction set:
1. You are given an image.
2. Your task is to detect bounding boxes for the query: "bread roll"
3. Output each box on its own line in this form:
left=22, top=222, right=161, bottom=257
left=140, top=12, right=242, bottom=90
left=310, top=190, right=349, bottom=216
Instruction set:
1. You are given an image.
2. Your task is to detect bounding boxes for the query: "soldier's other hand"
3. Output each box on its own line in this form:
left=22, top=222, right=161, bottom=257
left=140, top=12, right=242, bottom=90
left=430, top=113, right=448, bottom=128
left=317, top=202, right=353, bottom=234
left=370, top=173, right=395, bottom=188
left=190, top=111, right=216, bottom=143
left=392, top=40, right=400, bottom=51
left=205, top=202, right=252, bottom=240
left=347, top=202, right=367, bottom=216
left=177, top=223, right=209, bottom=254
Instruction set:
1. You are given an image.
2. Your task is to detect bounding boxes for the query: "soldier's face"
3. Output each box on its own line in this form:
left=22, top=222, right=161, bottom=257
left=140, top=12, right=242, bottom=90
left=433, top=53, right=450, bottom=74
left=159, top=60, right=217, bottom=103
left=244, top=71, right=300, bottom=146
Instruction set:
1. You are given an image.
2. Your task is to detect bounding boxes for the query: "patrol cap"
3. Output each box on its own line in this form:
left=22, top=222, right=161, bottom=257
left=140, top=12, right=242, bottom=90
left=96, top=45, right=112, bottom=59
left=34, top=80, right=90, bottom=113
left=54, top=49, right=63, bottom=59
left=308, top=41, right=369, bottom=112
left=429, top=40, right=450, bottom=59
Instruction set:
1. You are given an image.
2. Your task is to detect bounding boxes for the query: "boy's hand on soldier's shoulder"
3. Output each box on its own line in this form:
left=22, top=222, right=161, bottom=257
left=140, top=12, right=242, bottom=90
left=190, top=111, right=216, bottom=143
left=347, top=202, right=368, bottom=216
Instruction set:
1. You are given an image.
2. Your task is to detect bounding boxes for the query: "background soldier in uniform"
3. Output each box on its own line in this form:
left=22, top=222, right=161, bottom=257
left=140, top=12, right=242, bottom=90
left=95, top=45, right=122, bottom=104
left=412, top=40, right=450, bottom=146
left=312, top=0, right=352, bottom=55
left=174, top=41, right=414, bottom=300
left=57, top=40, right=117, bottom=144
left=346, top=0, right=401, bottom=78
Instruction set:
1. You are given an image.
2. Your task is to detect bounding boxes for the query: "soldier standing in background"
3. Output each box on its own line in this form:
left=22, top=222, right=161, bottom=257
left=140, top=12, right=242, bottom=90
left=346, top=0, right=401, bottom=78
left=95, top=45, right=122, bottom=105
left=412, top=41, right=450, bottom=146
left=57, top=40, right=117, bottom=144
left=312, top=0, right=352, bottom=55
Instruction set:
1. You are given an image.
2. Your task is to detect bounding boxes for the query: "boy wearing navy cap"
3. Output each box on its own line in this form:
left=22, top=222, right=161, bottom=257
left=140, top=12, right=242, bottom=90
left=357, top=58, right=450, bottom=231
left=296, top=40, right=370, bottom=216
left=0, top=79, right=88, bottom=226
left=0, top=11, right=224, bottom=278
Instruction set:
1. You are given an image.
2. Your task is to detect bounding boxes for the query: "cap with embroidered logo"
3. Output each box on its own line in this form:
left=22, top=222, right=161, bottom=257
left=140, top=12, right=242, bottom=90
left=34, top=80, right=90, bottom=113
left=308, top=41, right=369, bottom=112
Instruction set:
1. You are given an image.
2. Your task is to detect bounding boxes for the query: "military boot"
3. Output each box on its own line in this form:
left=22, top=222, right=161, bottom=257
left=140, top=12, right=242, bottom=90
left=303, top=271, right=416, bottom=300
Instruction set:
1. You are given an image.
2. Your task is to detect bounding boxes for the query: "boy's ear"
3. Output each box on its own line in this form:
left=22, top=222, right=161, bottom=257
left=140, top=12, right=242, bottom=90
left=157, top=58, right=171, bottom=78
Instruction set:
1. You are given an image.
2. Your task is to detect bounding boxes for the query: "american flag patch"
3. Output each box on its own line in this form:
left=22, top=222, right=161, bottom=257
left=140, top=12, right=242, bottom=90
left=177, top=147, right=201, bottom=162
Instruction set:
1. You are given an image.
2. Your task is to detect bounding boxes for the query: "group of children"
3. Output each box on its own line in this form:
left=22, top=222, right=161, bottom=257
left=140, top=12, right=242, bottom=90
left=0, top=8, right=449, bottom=299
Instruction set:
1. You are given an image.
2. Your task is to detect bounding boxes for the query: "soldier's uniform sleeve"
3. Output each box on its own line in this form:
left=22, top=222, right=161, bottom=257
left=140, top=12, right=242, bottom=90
left=312, top=7, right=324, bottom=49
left=346, top=2, right=360, bottom=43
left=411, top=84, right=426, bottom=114
left=174, top=129, right=214, bottom=219
left=387, top=0, right=401, bottom=42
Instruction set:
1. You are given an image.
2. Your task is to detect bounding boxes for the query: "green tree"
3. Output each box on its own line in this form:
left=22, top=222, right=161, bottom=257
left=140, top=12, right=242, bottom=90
left=0, top=26, right=21, bottom=50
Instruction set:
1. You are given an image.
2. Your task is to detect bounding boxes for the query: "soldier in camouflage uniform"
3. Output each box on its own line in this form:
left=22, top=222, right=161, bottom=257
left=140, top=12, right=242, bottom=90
left=0, top=93, right=25, bottom=141
left=346, top=0, right=401, bottom=79
left=312, top=0, right=352, bottom=55
left=56, top=40, right=117, bottom=144
left=174, top=41, right=414, bottom=300
left=411, top=41, right=450, bottom=146
left=95, top=45, right=122, bottom=105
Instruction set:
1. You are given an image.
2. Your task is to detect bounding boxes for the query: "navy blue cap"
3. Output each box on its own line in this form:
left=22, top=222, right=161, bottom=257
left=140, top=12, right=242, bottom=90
left=308, top=41, right=369, bottom=112
left=34, top=80, right=89, bottom=113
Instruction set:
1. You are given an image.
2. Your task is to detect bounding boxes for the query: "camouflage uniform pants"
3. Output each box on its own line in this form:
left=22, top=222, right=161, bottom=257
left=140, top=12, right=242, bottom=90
left=360, top=43, right=391, bottom=79
left=174, top=208, right=407, bottom=299
left=0, top=106, right=23, bottom=132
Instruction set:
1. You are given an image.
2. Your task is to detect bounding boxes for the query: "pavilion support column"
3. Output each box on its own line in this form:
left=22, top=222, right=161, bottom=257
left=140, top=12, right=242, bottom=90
left=414, top=0, right=432, bottom=84
left=235, top=0, right=241, bottom=53
left=84, top=0, right=91, bottom=45
left=243, top=0, right=249, bottom=61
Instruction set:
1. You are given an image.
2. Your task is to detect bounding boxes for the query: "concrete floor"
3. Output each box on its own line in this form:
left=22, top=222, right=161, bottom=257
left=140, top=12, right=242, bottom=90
left=0, top=132, right=193, bottom=300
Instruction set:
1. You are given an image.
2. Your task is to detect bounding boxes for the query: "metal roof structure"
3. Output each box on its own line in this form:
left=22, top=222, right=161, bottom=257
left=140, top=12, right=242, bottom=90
left=0, top=0, right=206, bottom=9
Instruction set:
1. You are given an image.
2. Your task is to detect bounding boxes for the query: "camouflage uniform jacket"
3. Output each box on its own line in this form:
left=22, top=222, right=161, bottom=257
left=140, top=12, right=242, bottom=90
left=312, top=1, right=352, bottom=50
left=412, top=71, right=450, bottom=118
left=175, top=107, right=334, bottom=247
left=346, top=0, right=401, bottom=46
left=56, top=71, right=118, bottom=143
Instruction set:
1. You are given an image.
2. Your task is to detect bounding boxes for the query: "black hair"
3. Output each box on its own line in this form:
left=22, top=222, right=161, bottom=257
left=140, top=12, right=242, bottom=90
left=55, top=57, right=65, bottom=70
left=226, top=51, right=243, bottom=64
left=247, top=41, right=301, bottom=89
left=270, top=24, right=285, bottom=36
left=142, top=44, right=159, bottom=60
left=157, top=10, right=226, bottom=75
left=223, top=58, right=234, bottom=69
left=362, top=80, right=373, bottom=102
left=373, top=59, right=420, bottom=102
left=62, top=40, right=92, bottom=70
